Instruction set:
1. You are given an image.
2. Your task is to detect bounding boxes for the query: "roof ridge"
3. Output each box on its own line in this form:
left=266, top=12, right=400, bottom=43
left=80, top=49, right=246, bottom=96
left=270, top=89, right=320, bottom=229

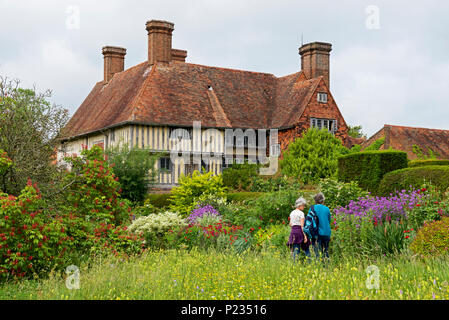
left=183, top=62, right=277, bottom=77
left=385, top=124, right=449, bottom=132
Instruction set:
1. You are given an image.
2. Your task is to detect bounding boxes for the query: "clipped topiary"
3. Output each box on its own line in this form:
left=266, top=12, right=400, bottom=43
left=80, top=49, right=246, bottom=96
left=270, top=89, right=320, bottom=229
left=408, top=159, right=449, bottom=168
left=338, top=150, right=408, bottom=193
left=377, top=166, right=449, bottom=196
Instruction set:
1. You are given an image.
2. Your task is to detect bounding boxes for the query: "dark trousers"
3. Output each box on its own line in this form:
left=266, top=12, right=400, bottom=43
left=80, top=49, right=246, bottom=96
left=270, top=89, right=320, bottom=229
left=311, top=235, right=330, bottom=259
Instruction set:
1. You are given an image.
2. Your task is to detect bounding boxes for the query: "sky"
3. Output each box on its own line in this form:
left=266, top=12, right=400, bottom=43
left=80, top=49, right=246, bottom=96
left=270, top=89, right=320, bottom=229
left=0, top=0, right=448, bottom=137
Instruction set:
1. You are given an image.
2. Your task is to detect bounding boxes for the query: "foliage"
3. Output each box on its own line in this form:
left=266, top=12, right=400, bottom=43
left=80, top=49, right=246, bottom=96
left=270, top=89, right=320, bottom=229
left=145, top=193, right=172, bottom=209
left=411, top=217, right=449, bottom=257
left=334, top=189, right=424, bottom=223
left=318, top=178, right=369, bottom=211
left=254, top=224, right=290, bottom=251
left=231, top=189, right=311, bottom=231
left=169, top=170, right=227, bottom=216
left=281, top=128, right=349, bottom=184
left=0, top=150, right=13, bottom=181
left=412, top=145, right=439, bottom=160
left=0, top=180, right=70, bottom=280
left=62, top=145, right=131, bottom=225
left=8, top=249, right=449, bottom=300
left=332, top=210, right=409, bottom=257
left=186, top=205, right=221, bottom=225
left=338, top=150, right=408, bottom=193
left=222, top=163, right=259, bottom=192
left=347, top=125, right=367, bottom=139
left=408, top=159, right=449, bottom=168
left=87, top=223, right=144, bottom=258
left=0, top=76, right=69, bottom=196
left=377, top=166, right=449, bottom=196
left=405, top=185, right=449, bottom=230
left=250, top=175, right=303, bottom=192
left=226, top=192, right=265, bottom=204
left=128, top=211, right=186, bottom=249
left=170, top=220, right=245, bottom=251
left=105, top=144, right=158, bottom=204
left=364, top=138, right=385, bottom=151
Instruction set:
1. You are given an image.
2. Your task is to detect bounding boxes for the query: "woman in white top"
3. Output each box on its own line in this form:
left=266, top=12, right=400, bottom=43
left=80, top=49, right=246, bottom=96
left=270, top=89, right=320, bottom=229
left=287, top=197, right=310, bottom=262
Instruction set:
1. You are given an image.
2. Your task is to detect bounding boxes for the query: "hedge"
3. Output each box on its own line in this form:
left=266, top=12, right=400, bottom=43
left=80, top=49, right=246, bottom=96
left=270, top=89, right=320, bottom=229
left=226, top=192, right=266, bottom=203
left=145, top=193, right=173, bottom=208
left=338, top=150, right=408, bottom=193
left=377, top=165, right=449, bottom=196
left=409, top=159, right=449, bottom=168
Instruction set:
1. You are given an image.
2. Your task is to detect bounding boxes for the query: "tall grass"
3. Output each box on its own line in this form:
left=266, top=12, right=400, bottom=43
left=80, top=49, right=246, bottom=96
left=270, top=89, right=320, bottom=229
left=1, top=249, right=449, bottom=300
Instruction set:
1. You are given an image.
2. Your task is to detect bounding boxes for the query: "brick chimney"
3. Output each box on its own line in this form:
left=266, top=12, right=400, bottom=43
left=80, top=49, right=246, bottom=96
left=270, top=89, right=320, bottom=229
left=146, top=20, right=175, bottom=65
left=171, top=49, right=187, bottom=63
left=299, top=42, right=332, bottom=88
left=102, top=46, right=126, bottom=83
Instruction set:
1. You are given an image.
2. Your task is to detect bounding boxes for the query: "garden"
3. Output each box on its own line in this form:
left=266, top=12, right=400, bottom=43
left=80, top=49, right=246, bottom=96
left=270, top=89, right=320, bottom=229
left=1, top=80, right=449, bottom=300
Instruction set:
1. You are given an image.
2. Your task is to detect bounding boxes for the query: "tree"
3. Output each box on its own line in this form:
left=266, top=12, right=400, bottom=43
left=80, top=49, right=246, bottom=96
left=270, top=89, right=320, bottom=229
left=348, top=125, right=367, bottom=139
left=0, top=76, right=69, bottom=196
left=280, top=128, right=349, bottom=184
left=105, top=144, right=158, bottom=204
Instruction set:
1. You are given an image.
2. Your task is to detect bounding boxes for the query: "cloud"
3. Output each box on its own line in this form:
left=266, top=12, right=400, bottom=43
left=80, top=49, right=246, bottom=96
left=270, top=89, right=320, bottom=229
left=0, top=39, right=98, bottom=111
left=1, top=0, right=449, bottom=138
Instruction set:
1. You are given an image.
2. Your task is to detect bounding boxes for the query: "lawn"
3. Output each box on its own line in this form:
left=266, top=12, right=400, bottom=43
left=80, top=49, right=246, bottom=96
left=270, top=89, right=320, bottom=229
left=1, top=249, right=448, bottom=300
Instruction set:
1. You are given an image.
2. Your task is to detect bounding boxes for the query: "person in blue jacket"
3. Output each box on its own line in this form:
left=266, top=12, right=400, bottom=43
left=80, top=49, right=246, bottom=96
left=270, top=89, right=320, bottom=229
left=306, top=193, right=331, bottom=260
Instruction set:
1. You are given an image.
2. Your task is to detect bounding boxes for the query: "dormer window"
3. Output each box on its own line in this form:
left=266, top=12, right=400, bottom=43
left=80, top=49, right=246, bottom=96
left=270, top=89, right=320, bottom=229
left=317, top=92, right=328, bottom=103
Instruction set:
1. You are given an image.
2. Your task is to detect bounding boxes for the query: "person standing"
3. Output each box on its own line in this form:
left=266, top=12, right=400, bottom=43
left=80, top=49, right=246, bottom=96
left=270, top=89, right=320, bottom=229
left=305, top=193, right=331, bottom=260
left=287, top=198, right=310, bottom=262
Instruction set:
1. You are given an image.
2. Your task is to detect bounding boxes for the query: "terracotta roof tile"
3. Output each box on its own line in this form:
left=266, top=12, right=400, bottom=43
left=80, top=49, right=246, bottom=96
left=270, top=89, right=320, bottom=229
left=63, top=61, right=320, bottom=139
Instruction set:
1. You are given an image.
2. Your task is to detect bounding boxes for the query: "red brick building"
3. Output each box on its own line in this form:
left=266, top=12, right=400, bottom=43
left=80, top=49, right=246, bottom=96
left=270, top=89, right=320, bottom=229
left=362, top=124, right=449, bottom=160
left=59, top=19, right=351, bottom=186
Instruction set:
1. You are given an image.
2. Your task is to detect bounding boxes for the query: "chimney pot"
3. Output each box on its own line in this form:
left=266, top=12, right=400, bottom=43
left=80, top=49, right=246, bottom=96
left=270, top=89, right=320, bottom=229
left=171, top=49, right=187, bottom=63
left=102, top=46, right=126, bottom=83
left=299, top=42, right=332, bottom=88
left=146, top=20, right=175, bottom=65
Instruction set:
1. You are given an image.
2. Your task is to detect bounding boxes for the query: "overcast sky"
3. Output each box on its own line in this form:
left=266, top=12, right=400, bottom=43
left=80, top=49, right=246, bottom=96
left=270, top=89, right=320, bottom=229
left=1, top=0, right=448, bottom=137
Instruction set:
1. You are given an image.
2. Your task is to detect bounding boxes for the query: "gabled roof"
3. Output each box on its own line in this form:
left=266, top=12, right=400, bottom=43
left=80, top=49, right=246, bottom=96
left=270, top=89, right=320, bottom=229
left=362, top=124, right=449, bottom=160
left=62, top=61, right=322, bottom=140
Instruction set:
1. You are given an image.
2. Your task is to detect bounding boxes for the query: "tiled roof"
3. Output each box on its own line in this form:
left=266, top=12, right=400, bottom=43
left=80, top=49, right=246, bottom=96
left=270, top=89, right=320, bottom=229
left=362, top=124, right=449, bottom=160
left=63, top=61, right=320, bottom=140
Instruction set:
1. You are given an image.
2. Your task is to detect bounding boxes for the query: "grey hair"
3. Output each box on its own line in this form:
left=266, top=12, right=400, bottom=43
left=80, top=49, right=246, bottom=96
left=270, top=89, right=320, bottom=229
left=295, top=197, right=307, bottom=208
left=314, top=193, right=325, bottom=204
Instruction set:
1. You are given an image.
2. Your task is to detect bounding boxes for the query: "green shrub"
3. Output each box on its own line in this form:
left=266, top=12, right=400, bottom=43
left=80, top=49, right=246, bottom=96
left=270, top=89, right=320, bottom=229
left=169, top=171, right=227, bottom=216
left=127, top=211, right=186, bottom=249
left=409, top=159, right=449, bottom=168
left=105, top=144, right=158, bottom=204
left=281, top=128, right=350, bottom=184
left=410, top=217, right=449, bottom=257
left=62, top=145, right=131, bottom=225
left=254, top=224, right=290, bottom=251
left=250, top=175, right=303, bottom=192
left=0, top=150, right=13, bottom=178
left=145, top=193, right=172, bottom=208
left=318, top=178, right=369, bottom=211
left=378, top=166, right=449, bottom=196
left=405, top=185, right=449, bottom=230
left=222, top=163, right=259, bottom=192
left=226, top=192, right=265, bottom=204
left=0, top=181, right=70, bottom=280
left=338, top=150, right=408, bottom=193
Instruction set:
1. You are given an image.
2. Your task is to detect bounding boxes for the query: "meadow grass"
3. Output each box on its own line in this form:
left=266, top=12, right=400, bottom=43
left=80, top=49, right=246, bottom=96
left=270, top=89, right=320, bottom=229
left=1, top=248, right=449, bottom=300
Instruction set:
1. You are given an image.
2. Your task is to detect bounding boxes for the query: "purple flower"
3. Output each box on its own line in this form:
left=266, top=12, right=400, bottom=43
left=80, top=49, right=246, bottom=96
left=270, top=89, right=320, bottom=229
left=187, top=204, right=221, bottom=224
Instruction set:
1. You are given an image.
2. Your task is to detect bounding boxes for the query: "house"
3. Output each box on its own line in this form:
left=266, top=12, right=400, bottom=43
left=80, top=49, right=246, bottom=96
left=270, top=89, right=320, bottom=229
left=361, top=124, right=449, bottom=160
left=59, top=19, right=351, bottom=188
